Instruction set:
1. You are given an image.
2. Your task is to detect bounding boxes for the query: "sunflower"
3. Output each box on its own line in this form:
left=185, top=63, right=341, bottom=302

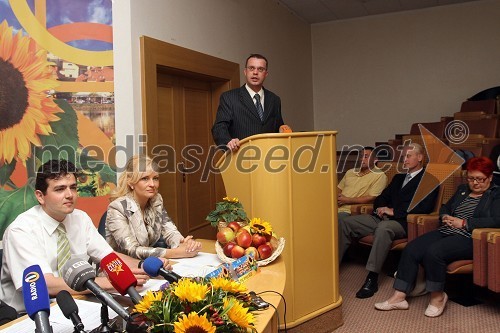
left=250, top=217, right=273, bottom=236
left=95, top=173, right=111, bottom=196
left=173, top=312, right=216, bottom=333
left=133, top=290, right=163, bottom=314
left=210, top=276, right=247, bottom=294
left=223, top=297, right=255, bottom=329
left=0, top=20, right=62, bottom=165
left=223, top=196, right=239, bottom=203
left=173, top=278, right=209, bottom=303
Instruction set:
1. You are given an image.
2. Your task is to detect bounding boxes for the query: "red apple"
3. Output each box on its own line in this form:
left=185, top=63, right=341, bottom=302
left=223, top=241, right=237, bottom=257
left=217, top=227, right=235, bottom=245
left=258, top=244, right=273, bottom=260
left=231, top=245, right=245, bottom=258
left=236, top=230, right=252, bottom=248
left=252, top=233, right=267, bottom=248
left=236, top=227, right=248, bottom=237
left=244, top=246, right=260, bottom=260
left=227, top=221, right=241, bottom=233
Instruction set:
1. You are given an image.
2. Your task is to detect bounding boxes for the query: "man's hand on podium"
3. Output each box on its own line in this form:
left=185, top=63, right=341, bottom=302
left=227, top=138, right=240, bottom=151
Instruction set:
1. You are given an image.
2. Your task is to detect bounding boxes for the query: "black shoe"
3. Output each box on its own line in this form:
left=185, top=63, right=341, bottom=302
left=356, top=278, right=378, bottom=299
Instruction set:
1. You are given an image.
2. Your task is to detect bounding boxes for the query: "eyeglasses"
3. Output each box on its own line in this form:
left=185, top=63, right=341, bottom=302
left=466, top=176, right=488, bottom=183
left=246, top=66, right=267, bottom=73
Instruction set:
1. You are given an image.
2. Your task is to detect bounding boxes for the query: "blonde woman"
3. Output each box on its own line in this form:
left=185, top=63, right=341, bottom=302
left=106, top=155, right=202, bottom=259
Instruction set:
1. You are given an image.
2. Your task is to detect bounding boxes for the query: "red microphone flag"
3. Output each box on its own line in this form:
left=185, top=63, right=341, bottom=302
left=100, top=252, right=137, bottom=295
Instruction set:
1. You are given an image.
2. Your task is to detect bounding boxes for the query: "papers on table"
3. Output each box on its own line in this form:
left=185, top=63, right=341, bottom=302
left=135, top=278, right=169, bottom=295
left=117, top=252, right=224, bottom=297
left=171, top=252, right=224, bottom=277
left=2, top=299, right=121, bottom=333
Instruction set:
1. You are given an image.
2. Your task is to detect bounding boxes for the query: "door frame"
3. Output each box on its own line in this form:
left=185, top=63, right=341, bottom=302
left=140, top=36, right=240, bottom=147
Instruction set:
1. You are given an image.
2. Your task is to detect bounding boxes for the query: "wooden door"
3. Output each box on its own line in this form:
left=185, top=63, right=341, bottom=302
left=140, top=37, right=240, bottom=240
left=156, top=73, right=217, bottom=239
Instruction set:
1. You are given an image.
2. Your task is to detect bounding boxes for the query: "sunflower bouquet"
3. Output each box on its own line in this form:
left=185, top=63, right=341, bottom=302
left=132, top=276, right=257, bottom=333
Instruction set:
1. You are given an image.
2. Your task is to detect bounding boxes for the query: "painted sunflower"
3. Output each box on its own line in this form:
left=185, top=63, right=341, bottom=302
left=223, top=297, right=255, bottom=329
left=133, top=290, right=163, bottom=314
left=250, top=217, right=273, bottom=236
left=173, top=312, right=216, bottom=333
left=0, top=20, right=62, bottom=165
left=77, top=170, right=111, bottom=196
left=173, top=278, right=209, bottom=303
left=210, top=276, right=247, bottom=294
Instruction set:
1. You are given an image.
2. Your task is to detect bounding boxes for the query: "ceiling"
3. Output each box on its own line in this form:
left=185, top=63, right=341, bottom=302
left=278, top=0, right=480, bottom=23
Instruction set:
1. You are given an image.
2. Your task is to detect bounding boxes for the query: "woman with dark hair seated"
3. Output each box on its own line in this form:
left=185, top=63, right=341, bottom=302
left=374, top=156, right=500, bottom=317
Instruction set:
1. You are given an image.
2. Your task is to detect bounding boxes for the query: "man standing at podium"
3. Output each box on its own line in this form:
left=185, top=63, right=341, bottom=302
left=212, top=54, right=284, bottom=151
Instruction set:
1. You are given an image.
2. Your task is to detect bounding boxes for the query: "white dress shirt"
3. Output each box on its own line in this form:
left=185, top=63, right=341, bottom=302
left=0, top=205, right=113, bottom=311
left=245, top=84, right=264, bottom=111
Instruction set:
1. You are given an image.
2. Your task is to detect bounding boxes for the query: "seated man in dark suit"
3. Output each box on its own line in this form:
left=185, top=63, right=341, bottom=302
left=339, top=143, right=439, bottom=299
left=211, top=54, right=284, bottom=151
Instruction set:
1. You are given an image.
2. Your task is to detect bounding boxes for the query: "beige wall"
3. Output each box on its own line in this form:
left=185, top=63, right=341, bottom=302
left=112, top=0, right=313, bottom=165
left=312, top=0, right=500, bottom=149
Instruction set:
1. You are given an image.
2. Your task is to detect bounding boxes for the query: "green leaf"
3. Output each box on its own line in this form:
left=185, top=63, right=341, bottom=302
left=35, top=99, right=79, bottom=164
left=0, top=184, right=38, bottom=238
left=0, top=160, right=16, bottom=186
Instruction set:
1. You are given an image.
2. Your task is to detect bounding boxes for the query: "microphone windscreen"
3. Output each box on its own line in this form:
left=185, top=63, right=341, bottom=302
left=142, top=257, right=163, bottom=277
left=62, top=258, right=96, bottom=292
left=100, top=252, right=137, bottom=295
left=22, top=265, right=50, bottom=319
left=56, top=290, right=78, bottom=319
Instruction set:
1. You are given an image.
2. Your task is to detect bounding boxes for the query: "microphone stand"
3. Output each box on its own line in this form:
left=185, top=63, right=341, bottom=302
left=96, top=303, right=120, bottom=333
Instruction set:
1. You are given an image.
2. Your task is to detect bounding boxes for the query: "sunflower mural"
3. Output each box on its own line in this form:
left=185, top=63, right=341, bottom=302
left=0, top=1, right=116, bottom=237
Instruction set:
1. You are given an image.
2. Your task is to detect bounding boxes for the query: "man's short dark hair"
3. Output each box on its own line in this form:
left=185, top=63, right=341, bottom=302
left=35, top=160, right=78, bottom=194
left=363, top=146, right=375, bottom=152
left=246, top=54, right=268, bottom=69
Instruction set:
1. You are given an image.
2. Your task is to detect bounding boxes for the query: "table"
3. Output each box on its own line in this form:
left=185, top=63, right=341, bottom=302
left=197, top=239, right=286, bottom=333
left=0, top=239, right=286, bottom=333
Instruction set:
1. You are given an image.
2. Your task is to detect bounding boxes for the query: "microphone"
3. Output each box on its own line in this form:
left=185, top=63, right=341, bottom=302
left=56, top=290, right=84, bottom=332
left=100, top=253, right=142, bottom=304
left=62, top=258, right=130, bottom=321
left=142, top=257, right=182, bottom=283
left=22, top=264, right=53, bottom=333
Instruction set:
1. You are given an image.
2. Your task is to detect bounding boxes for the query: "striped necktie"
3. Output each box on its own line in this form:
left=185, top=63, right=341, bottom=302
left=57, top=224, right=71, bottom=276
left=254, top=93, right=264, bottom=121
left=402, top=173, right=412, bottom=188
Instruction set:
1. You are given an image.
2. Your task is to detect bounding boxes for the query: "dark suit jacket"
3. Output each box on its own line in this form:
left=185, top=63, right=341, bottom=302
left=374, top=169, right=439, bottom=230
left=439, top=183, right=500, bottom=231
left=211, top=85, right=284, bottom=146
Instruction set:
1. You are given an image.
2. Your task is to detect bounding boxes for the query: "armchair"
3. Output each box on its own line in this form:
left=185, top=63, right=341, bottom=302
left=487, top=231, right=500, bottom=293
left=410, top=214, right=499, bottom=278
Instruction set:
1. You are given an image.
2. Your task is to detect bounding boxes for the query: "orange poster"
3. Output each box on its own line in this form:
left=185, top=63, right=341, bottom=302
left=0, top=0, right=116, bottom=235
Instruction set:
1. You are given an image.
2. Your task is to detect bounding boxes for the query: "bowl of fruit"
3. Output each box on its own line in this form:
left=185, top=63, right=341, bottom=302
left=215, top=218, right=285, bottom=266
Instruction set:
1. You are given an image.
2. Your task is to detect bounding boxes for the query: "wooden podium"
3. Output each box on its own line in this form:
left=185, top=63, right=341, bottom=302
left=217, top=131, right=343, bottom=330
